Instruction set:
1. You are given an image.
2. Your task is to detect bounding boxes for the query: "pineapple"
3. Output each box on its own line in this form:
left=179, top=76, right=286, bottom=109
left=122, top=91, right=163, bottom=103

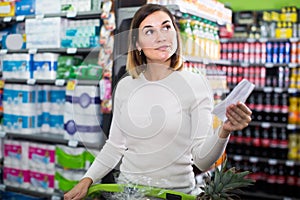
left=197, top=159, right=255, bottom=200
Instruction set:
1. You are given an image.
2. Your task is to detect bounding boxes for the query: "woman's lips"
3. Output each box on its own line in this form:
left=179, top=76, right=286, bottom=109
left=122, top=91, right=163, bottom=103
left=155, top=45, right=171, bottom=51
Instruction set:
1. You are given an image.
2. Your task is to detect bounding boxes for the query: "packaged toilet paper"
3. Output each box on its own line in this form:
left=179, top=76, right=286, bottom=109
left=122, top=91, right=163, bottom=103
left=3, top=166, right=30, bottom=189
left=2, top=54, right=32, bottom=79
left=63, top=110, right=104, bottom=144
left=4, top=140, right=29, bottom=168
left=33, top=53, right=59, bottom=80
left=65, top=85, right=100, bottom=115
left=55, top=167, right=86, bottom=192
left=29, top=168, right=55, bottom=194
left=28, top=143, right=55, bottom=170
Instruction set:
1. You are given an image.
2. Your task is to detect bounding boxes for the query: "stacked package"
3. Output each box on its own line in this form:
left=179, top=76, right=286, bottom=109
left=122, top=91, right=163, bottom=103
left=3, top=139, right=56, bottom=193
left=64, top=85, right=105, bottom=145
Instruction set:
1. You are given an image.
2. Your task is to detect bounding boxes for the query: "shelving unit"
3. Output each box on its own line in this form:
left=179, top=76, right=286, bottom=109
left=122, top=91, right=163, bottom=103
left=0, top=10, right=102, bottom=23
left=0, top=2, right=108, bottom=199
left=220, top=34, right=300, bottom=199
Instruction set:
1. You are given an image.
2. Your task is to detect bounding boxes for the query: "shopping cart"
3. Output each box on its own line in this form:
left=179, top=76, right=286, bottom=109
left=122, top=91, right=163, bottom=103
left=86, top=183, right=197, bottom=200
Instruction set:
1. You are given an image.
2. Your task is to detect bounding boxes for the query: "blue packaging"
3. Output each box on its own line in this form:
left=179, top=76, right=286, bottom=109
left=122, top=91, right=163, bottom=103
left=15, top=0, right=35, bottom=16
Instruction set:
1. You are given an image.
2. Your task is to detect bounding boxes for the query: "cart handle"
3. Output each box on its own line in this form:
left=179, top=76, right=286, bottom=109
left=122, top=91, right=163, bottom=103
left=87, top=183, right=197, bottom=200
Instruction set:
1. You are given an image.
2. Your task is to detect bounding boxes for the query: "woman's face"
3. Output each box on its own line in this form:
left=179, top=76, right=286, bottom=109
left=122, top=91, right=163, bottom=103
left=136, top=11, right=178, bottom=64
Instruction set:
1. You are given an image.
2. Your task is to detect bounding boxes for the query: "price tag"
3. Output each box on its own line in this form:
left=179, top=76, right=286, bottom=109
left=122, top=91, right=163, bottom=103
left=55, top=79, right=66, bottom=86
left=246, top=38, right=255, bottom=43
left=241, top=62, right=249, bottom=67
left=249, top=157, right=258, bottom=163
left=259, top=38, right=267, bottom=43
left=268, top=159, right=277, bottom=165
left=51, top=195, right=61, bottom=200
left=36, top=14, right=44, bottom=19
left=263, top=87, right=272, bottom=93
left=288, top=63, right=298, bottom=68
left=233, top=155, right=242, bottom=161
left=289, top=38, right=299, bottom=43
left=220, top=38, right=228, bottom=43
left=285, top=160, right=295, bottom=166
left=288, top=88, right=297, bottom=93
left=0, top=49, right=8, bottom=54
left=202, top=59, right=209, bottom=65
left=66, top=80, right=76, bottom=91
left=27, top=79, right=36, bottom=85
left=16, top=15, right=25, bottom=21
left=67, top=48, right=77, bottom=54
left=3, top=17, right=12, bottom=22
left=0, top=131, right=6, bottom=138
left=261, top=122, right=271, bottom=128
left=0, top=80, right=4, bottom=89
left=66, top=11, right=77, bottom=18
left=68, top=139, right=78, bottom=147
left=265, top=63, right=274, bottom=68
left=287, top=124, right=297, bottom=130
left=274, top=87, right=283, bottom=93
left=29, top=49, right=38, bottom=54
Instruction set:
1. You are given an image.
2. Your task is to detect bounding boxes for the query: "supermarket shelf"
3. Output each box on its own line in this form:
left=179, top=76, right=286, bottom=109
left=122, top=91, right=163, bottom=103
left=117, top=4, right=229, bottom=29
left=166, top=4, right=227, bottom=24
left=220, top=37, right=300, bottom=43
left=0, top=10, right=102, bottom=23
left=183, top=56, right=232, bottom=65
left=234, top=189, right=300, bottom=200
left=0, top=184, right=63, bottom=200
left=243, top=86, right=288, bottom=93
left=5, top=132, right=103, bottom=150
left=288, top=88, right=300, bottom=94
left=249, top=121, right=287, bottom=128
left=0, top=47, right=100, bottom=54
left=227, top=154, right=300, bottom=168
left=216, top=60, right=299, bottom=68
left=3, top=79, right=100, bottom=86
left=228, top=86, right=288, bottom=93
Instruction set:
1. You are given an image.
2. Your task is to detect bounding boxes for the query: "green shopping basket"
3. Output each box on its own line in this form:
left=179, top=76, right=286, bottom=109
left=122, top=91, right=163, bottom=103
left=86, top=183, right=197, bottom=200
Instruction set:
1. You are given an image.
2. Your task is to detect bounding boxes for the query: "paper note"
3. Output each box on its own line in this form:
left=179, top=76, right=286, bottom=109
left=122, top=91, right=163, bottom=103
left=213, top=79, right=255, bottom=122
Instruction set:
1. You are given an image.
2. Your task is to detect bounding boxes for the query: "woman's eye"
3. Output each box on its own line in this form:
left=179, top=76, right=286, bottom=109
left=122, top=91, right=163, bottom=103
left=162, top=25, right=171, bottom=31
left=145, top=29, right=154, bottom=35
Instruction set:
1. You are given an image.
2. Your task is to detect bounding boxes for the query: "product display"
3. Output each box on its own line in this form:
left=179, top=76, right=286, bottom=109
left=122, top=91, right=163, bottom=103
left=0, top=0, right=111, bottom=198
left=0, top=0, right=299, bottom=199
left=219, top=4, right=300, bottom=200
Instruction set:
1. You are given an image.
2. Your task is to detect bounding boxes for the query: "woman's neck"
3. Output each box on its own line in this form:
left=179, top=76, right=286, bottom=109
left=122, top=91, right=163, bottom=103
left=143, top=62, right=173, bottom=81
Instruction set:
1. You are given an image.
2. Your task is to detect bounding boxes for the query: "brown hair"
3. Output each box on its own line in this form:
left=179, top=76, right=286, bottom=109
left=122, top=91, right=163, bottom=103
left=126, top=4, right=183, bottom=78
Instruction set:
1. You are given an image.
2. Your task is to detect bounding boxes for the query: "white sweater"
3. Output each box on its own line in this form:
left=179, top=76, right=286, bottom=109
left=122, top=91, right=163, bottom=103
left=83, top=70, right=229, bottom=193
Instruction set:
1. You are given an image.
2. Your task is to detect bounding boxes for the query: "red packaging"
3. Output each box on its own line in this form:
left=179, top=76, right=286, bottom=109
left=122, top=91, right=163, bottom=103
left=255, top=53, right=261, bottom=64
left=261, top=42, right=266, bottom=53
left=238, top=52, right=244, bottom=62
left=244, top=53, right=249, bottom=63
left=249, top=43, right=255, bottom=53
left=255, top=42, right=261, bottom=53
left=244, top=42, right=250, bottom=53
left=233, top=42, right=239, bottom=52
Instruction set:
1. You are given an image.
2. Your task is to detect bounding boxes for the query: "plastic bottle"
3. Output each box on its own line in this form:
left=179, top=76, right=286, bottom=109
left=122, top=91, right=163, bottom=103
left=179, top=13, right=193, bottom=56
left=198, top=18, right=206, bottom=59
left=190, top=16, right=200, bottom=57
left=212, top=23, right=220, bottom=60
left=203, top=20, right=211, bottom=59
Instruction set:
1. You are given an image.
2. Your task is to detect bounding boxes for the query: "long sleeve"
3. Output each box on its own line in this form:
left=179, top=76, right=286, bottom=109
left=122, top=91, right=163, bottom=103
left=190, top=77, right=229, bottom=172
left=82, top=81, right=127, bottom=183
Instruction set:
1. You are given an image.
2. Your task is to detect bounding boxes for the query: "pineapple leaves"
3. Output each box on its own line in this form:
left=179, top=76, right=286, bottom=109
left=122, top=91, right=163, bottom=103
left=197, top=158, right=255, bottom=200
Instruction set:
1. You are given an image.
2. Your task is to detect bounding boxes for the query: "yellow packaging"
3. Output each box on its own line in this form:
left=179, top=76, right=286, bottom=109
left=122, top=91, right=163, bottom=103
left=0, top=2, right=15, bottom=17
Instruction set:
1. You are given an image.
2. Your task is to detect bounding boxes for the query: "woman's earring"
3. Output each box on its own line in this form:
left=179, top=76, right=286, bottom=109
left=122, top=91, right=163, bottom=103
left=139, top=50, right=142, bottom=56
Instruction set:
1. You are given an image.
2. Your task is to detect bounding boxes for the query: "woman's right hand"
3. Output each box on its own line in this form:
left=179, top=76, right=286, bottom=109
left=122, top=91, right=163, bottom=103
left=64, top=177, right=93, bottom=200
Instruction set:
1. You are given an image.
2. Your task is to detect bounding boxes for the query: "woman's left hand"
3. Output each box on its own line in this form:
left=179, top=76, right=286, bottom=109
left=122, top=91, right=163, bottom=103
left=221, top=102, right=252, bottom=136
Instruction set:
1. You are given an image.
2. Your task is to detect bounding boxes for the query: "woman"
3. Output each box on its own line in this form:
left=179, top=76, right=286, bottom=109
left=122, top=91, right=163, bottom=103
left=64, top=4, right=252, bottom=200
